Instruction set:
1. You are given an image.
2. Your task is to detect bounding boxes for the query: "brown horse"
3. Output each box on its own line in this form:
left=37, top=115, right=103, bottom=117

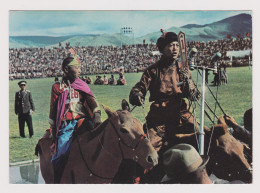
left=35, top=101, right=159, bottom=184
left=146, top=116, right=252, bottom=183
left=178, top=121, right=252, bottom=182
left=205, top=118, right=252, bottom=183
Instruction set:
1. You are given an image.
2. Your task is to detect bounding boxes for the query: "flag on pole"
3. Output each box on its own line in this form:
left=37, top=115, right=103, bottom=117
left=178, top=31, right=188, bottom=70
left=226, top=34, right=232, bottom=39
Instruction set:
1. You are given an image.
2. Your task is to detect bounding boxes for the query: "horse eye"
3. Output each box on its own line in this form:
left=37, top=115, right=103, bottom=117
left=120, top=128, right=129, bottom=134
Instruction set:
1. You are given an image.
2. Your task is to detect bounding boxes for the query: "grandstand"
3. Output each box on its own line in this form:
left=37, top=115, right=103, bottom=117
left=9, top=37, right=252, bottom=80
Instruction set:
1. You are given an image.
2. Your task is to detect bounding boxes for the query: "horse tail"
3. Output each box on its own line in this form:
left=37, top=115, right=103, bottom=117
left=35, top=143, right=42, bottom=156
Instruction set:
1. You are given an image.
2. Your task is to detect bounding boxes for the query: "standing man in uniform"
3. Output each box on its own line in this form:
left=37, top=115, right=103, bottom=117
left=15, top=81, right=35, bottom=138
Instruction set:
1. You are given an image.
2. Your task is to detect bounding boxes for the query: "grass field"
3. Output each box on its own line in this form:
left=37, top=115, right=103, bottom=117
left=9, top=67, right=252, bottom=163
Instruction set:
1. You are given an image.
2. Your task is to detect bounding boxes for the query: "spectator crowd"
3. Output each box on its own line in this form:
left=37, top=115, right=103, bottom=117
left=9, top=37, right=252, bottom=80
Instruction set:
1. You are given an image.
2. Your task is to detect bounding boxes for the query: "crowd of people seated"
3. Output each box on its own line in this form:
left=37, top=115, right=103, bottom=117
left=82, top=68, right=127, bottom=86
left=9, top=37, right=252, bottom=80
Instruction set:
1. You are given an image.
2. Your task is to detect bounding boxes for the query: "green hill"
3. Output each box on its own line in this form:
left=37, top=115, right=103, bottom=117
left=9, top=13, right=252, bottom=48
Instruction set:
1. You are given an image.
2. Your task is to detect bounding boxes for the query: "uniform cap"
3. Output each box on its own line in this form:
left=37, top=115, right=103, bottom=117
left=18, top=81, right=27, bottom=86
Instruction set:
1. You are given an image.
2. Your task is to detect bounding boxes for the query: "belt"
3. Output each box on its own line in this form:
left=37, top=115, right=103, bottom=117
left=153, top=98, right=182, bottom=106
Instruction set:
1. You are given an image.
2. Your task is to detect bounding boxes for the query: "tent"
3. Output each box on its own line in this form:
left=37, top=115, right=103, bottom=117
left=151, top=51, right=161, bottom=56
left=226, top=50, right=251, bottom=61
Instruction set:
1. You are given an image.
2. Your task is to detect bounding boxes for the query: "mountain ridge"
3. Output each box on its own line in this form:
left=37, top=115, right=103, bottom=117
left=9, top=13, right=252, bottom=48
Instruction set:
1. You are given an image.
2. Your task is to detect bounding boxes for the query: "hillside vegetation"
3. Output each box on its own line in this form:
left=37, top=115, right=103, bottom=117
left=9, top=13, right=252, bottom=48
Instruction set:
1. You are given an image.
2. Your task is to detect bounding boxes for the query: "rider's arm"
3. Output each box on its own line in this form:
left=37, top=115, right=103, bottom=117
left=49, top=83, right=60, bottom=129
left=224, top=115, right=252, bottom=145
left=129, top=68, right=153, bottom=105
left=84, top=94, right=101, bottom=127
left=180, top=66, right=200, bottom=100
left=84, top=94, right=99, bottom=117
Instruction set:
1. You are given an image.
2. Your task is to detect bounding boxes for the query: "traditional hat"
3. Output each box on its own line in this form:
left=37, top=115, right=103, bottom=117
left=156, top=30, right=178, bottom=53
left=161, top=143, right=209, bottom=182
left=68, top=47, right=81, bottom=67
left=18, top=80, right=27, bottom=86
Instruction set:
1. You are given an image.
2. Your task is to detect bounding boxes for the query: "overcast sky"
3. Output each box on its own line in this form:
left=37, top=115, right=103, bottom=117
left=9, top=10, right=251, bottom=37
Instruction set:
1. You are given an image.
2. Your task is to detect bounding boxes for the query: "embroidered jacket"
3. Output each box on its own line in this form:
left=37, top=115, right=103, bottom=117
left=49, top=80, right=98, bottom=128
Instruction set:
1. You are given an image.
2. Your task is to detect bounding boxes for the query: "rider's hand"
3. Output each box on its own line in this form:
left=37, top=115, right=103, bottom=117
left=218, top=116, right=226, bottom=125
left=183, top=79, right=200, bottom=101
left=131, top=93, right=145, bottom=106
left=224, top=114, right=238, bottom=127
left=93, top=111, right=102, bottom=128
left=188, top=79, right=196, bottom=90
left=181, top=69, right=189, bottom=79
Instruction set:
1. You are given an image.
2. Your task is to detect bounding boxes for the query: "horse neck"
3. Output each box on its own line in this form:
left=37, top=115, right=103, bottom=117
left=101, top=119, right=124, bottom=161
left=79, top=118, right=124, bottom=179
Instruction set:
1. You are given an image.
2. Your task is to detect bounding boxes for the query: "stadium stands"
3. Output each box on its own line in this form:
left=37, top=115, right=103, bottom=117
left=9, top=37, right=252, bottom=80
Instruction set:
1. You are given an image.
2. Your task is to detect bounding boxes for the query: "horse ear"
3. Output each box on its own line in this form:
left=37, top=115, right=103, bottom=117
left=121, top=99, right=130, bottom=112
left=102, top=104, right=117, bottom=118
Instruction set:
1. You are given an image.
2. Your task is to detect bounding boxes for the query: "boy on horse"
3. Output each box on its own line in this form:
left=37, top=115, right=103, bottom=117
left=49, top=48, right=101, bottom=183
left=129, top=31, right=200, bottom=183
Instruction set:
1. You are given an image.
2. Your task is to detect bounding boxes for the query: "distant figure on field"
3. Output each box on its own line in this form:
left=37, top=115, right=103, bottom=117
left=117, top=69, right=127, bottom=85
left=108, top=74, right=117, bottom=85
left=85, top=76, right=93, bottom=84
left=103, top=75, right=108, bottom=85
left=15, top=81, right=35, bottom=138
left=94, top=75, right=104, bottom=85
left=54, top=76, right=59, bottom=82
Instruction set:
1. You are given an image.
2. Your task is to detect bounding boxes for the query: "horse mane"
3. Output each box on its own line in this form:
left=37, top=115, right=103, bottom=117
left=74, top=110, right=127, bottom=142
left=74, top=119, right=110, bottom=142
left=210, top=124, right=228, bottom=137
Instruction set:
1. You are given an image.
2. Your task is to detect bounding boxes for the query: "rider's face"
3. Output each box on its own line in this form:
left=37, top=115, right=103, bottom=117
left=65, top=65, right=81, bottom=80
left=163, top=41, right=179, bottom=60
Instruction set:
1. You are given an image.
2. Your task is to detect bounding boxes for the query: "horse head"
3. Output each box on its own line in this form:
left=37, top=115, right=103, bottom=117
left=102, top=99, right=159, bottom=170
left=207, top=123, right=252, bottom=182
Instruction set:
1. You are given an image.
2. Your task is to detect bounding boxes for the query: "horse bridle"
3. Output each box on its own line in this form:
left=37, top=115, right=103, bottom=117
left=75, top=115, right=149, bottom=180
left=108, top=118, right=149, bottom=161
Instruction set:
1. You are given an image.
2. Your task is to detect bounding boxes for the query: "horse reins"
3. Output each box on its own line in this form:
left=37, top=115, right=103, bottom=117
left=108, top=118, right=148, bottom=155
left=75, top=115, right=148, bottom=180
left=75, top=133, right=115, bottom=179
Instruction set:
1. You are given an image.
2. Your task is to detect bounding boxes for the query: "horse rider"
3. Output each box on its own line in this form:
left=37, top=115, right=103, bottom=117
left=129, top=31, right=200, bottom=183
left=161, top=143, right=244, bottom=184
left=15, top=80, right=35, bottom=138
left=48, top=48, right=102, bottom=183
